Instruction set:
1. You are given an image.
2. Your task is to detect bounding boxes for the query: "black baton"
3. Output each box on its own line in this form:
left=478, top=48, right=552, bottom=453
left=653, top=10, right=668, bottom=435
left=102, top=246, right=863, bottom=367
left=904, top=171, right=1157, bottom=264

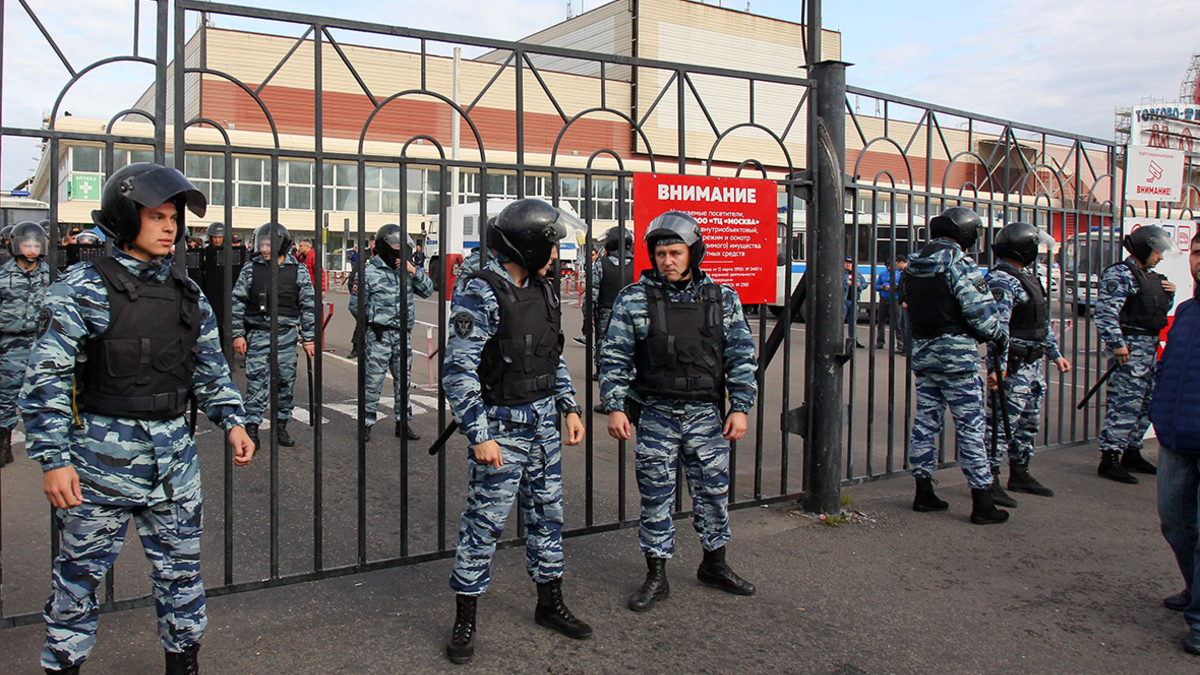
left=306, top=353, right=315, bottom=427
left=428, top=420, right=460, bottom=456
left=1076, top=360, right=1121, bottom=410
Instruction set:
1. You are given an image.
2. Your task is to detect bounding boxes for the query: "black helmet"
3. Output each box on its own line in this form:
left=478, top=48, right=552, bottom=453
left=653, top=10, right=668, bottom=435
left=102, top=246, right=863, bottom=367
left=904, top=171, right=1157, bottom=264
left=644, top=211, right=704, bottom=270
left=375, top=224, right=412, bottom=269
left=253, top=222, right=292, bottom=259
left=75, top=230, right=102, bottom=246
left=10, top=221, right=47, bottom=258
left=91, top=162, right=206, bottom=245
left=1123, top=225, right=1173, bottom=263
left=929, top=206, right=982, bottom=251
left=207, top=222, right=226, bottom=240
left=992, top=221, right=1046, bottom=266
left=0, top=224, right=13, bottom=243
left=604, top=226, right=634, bottom=254
left=488, top=199, right=570, bottom=272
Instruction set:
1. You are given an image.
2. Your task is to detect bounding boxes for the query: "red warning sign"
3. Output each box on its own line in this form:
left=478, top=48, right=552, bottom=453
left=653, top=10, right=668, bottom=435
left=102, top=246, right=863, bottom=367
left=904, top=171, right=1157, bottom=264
left=632, top=173, right=777, bottom=304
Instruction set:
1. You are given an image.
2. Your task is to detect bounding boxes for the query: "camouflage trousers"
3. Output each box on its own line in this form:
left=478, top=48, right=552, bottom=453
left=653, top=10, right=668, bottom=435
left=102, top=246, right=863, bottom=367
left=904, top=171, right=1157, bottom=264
left=986, top=360, right=1045, bottom=468
left=363, top=327, right=414, bottom=424
left=243, top=326, right=298, bottom=425
left=635, top=403, right=731, bottom=559
left=449, top=411, right=564, bottom=595
left=0, top=331, right=34, bottom=429
left=909, top=370, right=993, bottom=490
left=1098, top=335, right=1159, bottom=456
left=42, top=490, right=205, bottom=670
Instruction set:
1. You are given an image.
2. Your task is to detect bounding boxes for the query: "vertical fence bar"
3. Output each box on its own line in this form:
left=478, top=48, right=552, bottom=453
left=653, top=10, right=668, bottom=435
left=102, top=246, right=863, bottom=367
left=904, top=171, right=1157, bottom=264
left=312, top=21, right=325, bottom=572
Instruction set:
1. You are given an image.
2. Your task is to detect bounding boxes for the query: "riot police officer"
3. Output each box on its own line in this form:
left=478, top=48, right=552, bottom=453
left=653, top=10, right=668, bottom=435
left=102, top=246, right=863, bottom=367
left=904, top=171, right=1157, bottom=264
left=1095, top=225, right=1175, bottom=483
left=200, top=222, right=244, bottom=351
left=231, top=223, right=316, bottom=450
left=350, top=225, right=434, bottom=441
left=985, top=222, right=1071, bottom=504
left=19, top=162, right=254, bottom=674
left=0, top=221, right=50, bottom=466
left=599, top=211, right=759, bottom=612
left=903, top=206, right=1008, bottom=525
left=443, top=199, right=590, bottom=664
left=590, top=226, right=634, bottom=340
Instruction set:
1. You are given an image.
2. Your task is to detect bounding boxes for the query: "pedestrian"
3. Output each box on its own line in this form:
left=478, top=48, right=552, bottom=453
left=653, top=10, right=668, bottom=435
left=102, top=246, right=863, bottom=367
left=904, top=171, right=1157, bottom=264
left=600, top=211, right=759, bottom=612
left=412, top=242, right=427, bottom=270
left=20, top=162, right=255, bottom=674
left=984, top=222, right=1071, bottom=507
left=296, top=237, right=318, bottom=292
left=231, top=222, right=317, bottom=450
left=1151, top=230, right=1200, bottom=654
left=0, top=221, right=50, bottom=467
left=1095, top=225, right=1175, bottom=483
left=443, top=199, right=589, bottom=664
left=874, top=254, right=908, bottom=352
left=903, top=206, right=1009, bottom=524
left=845, top=256, right=868, bottom=348
left=351, top=225, right=434, bottom=441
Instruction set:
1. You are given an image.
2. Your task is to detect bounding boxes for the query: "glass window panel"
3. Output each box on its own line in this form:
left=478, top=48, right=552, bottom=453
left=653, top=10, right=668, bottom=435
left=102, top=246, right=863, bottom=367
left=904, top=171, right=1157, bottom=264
left=407, top=192, right=422, bottom=214
left=525, top=176, right=539, bottom=197
left=406, top=168, right=423, bottom=190
left=185, top=154, right=207, bottom=178
left=594, top=179, right=614, bottom=200
left=288, top=161, right=312, bottom=185
left=427, top=169, right=442, bottom=192
left=597, top=201, right=614, bottom=220
left=335, top=164, right=356, bottom=187
left=288, top=187, right=311, bottom=211
left=131, top=149, right=156, bottom=165
left=380, top=166, right=400, bottom=190
left=487, top=174, right=506, bottom=196
left=365, top=190, right=381, bottom=213
left=112, top=150, right=130, bottom=172
left=322, top=164, right=334, bottom=184
left=238, top=157, right=263, bottom=182
left=210, top=181, right=225, bottom=207
left=364, top=166, right=381, bottom=189
left=210, top=157, right=225, bottom=179
left=459, top=172, right=475, bottom=194
left=238, top=184, right=262, bottom=208
left=73, top=146, right=101, bottom=172
left=425, top=193, right=441, bottom=214
left=336, top=188, right=357, bottom=212
left=381, top=191, right=401, bottom=214
left=323, top=187, right=333, bottom=208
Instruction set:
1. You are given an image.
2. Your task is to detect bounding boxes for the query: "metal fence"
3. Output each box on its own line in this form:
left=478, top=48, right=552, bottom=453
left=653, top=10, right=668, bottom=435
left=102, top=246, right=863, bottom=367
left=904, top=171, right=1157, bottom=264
left=0, top=0, right=1195, bottom=629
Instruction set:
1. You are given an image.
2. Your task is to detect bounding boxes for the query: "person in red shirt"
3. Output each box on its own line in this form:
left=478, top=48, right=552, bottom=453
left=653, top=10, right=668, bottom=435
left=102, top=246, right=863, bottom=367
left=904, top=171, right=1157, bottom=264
left=296, top=238, right=318, bottom=291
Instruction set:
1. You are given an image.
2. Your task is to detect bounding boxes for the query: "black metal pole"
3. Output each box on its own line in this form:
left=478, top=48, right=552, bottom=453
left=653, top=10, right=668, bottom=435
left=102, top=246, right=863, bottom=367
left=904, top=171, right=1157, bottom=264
left=803, top=0, right=849, bottom=515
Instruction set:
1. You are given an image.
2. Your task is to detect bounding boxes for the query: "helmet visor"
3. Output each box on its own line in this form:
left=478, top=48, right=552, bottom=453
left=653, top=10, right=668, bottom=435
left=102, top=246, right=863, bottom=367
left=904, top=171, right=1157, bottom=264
left=126, top=164, right=207, bottom=218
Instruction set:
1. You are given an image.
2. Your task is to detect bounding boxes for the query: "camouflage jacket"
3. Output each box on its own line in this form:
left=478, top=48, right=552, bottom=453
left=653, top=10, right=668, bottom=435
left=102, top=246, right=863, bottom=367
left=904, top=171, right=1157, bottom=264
left=349, top=254, right=434, bottom=331
left=985, top=264, right=1062, bottom=373
left=230, top=253, right=317, bottom=341
left=0, top=257, right=50, bottom=334
left=1095, top=255, right=1171, bottom=352
left=19, top=250, right=246, bottom=502
left=598, top=269, right=758, bottom=414
left=444, top=256, right=578, bottom=447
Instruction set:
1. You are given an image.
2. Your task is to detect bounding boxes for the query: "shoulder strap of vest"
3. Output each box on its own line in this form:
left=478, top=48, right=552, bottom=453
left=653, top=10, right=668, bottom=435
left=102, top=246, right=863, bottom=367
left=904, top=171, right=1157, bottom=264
left=702, top=283, right=723, bottom=330
left=467, top=269, right=518, bottom=305
left=92, top=257, right=139, bottom=301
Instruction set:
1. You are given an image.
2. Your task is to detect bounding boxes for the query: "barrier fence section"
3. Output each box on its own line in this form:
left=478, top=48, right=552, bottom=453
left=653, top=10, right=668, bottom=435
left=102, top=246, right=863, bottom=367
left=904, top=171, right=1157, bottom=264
left=0, top=0, right=1195, bottom=630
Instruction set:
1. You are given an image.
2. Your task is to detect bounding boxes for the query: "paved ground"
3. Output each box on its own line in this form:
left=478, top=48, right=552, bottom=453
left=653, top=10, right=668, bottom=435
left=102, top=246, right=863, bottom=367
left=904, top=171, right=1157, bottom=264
left=1, top=440, right=1195, bottom=675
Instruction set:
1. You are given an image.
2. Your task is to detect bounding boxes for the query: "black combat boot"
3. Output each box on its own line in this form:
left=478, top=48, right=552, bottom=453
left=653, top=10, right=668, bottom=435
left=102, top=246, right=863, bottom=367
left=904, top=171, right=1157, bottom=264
left=534, top=578, right=593, bottom=639
left=697, top=546, right=756, bottom=596
left=1008, top=461, right=1054, bottom=497
left=244, top=423, right=260, bottom=450
left=970, top=487, right=1010, bottom=525
left=627, top=555, right=670, bottom=612
left=44, top=665, right=80, bottom=675
left=988, top=466, right=1018, bottom=508
left=275, top=419, right=295, bottom=447
left=396, top=421, right=419, bottom=440
left=0, top=426, right=12, bottom=467
left=446, top=594, right=477, bottom=664
left=912, top=477, right=949, bottom=512
left=1121, top=447, right=1157, bottom=474
left=363, top=424, right=373, bottom=443
left=1098, top=452, right=1138, bottom=484
left=164, top=643, right=200, bottom=675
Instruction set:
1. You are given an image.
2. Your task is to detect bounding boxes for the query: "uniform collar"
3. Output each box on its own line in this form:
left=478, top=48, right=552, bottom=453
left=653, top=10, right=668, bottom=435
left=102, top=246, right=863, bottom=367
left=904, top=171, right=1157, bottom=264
left=113, top=248, right=175, bottom=283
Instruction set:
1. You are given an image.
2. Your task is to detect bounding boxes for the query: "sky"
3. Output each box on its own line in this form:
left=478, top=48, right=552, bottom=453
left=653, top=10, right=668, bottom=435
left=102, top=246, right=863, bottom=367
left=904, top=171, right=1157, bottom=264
left=2, top=0, right=1197, bottom=189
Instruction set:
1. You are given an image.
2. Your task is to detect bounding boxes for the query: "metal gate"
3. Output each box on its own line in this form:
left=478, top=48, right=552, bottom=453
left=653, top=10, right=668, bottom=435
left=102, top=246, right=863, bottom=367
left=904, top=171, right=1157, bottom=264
left=0, top=0, right=1194, bottom=629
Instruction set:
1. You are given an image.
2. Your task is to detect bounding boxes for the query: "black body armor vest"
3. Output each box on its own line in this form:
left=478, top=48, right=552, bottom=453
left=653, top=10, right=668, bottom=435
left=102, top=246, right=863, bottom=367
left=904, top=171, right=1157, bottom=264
left=597, top=255, right=634, bottom=312
left=472, top=270, right=564, bottom=407
left=76, top=257, right=201, bottom=420
left=906, top=242, right=980, bottom=341
left=1110, top=259, right=1170, bottom=336
left=994, top=261, right=1048, bottom=342
left=246, top=260, right=301, bottom=323
left=633, top=283, right=725, bottom=402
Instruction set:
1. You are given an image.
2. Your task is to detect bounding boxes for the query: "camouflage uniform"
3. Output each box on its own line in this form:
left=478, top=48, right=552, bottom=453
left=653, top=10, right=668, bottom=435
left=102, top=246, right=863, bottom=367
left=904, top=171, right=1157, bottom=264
left=599, top=270, right=758, bottom=558
left=18, top=250, right=246, bottom=671
left=985, top=265, right=1062, bottom=467
left=905, top=239, right=1003, bottom=490
left=0, top=257, right=50, bottom=429
left=230, top=254, right=316, bottom=426
left=350, top=255, right=434, bottom=425
left=590, top=251, right=635, bottom=343
left=1095, top=255, right=1169, bottom=457
left=445, top=256, right=579, bottom=595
